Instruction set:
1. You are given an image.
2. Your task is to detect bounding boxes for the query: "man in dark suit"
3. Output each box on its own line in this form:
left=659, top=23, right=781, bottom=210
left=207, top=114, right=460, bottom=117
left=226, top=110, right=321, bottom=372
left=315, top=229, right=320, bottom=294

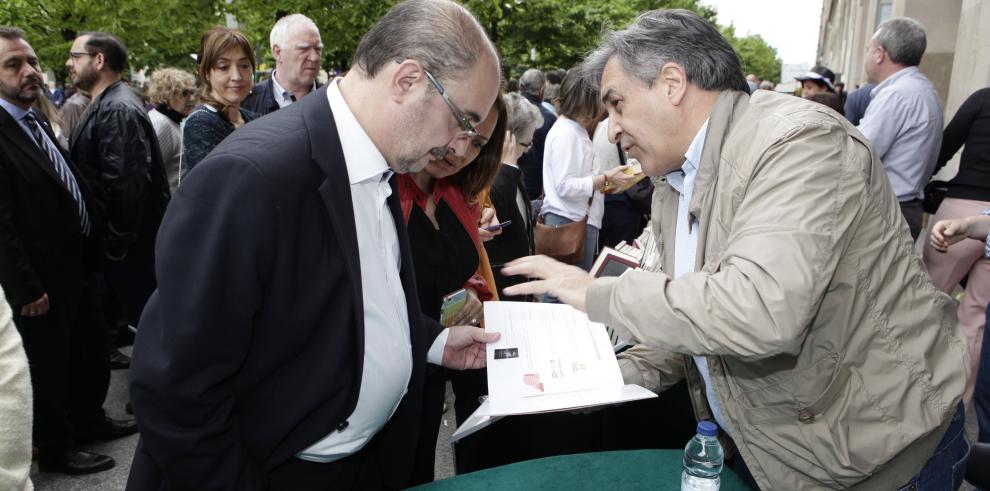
left=128, top=1, right=501, bottom=489
left=0, top=26, right=128, bottom=475
left=242, top=13, right=324, bottom=116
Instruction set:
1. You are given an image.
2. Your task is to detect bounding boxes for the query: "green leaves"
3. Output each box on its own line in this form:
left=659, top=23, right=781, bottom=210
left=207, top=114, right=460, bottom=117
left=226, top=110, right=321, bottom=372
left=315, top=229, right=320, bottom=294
left=1, top=0, right=780, bottom=85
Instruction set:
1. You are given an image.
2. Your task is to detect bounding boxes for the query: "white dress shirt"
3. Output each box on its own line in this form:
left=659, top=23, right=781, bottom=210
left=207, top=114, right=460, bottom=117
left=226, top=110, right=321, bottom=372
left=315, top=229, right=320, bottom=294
left=857, top=66, right=943, bottom=202
left=541, top=117, right=604, bottom=228
left=666, top=119, right=730, bottom=433
left=297, top=80, right=448, bottom=462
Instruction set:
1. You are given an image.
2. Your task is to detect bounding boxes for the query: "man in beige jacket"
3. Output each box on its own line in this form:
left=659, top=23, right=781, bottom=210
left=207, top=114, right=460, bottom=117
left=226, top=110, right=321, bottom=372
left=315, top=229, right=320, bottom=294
left=504, top=9, right=969, bottom=490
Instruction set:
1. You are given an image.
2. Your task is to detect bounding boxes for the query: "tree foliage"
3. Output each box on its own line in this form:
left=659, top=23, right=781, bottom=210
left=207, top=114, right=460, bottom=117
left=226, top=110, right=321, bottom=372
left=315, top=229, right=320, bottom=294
left=0, top=0, right=224, bottom=81
left=1, top=0, right=781, bottom=84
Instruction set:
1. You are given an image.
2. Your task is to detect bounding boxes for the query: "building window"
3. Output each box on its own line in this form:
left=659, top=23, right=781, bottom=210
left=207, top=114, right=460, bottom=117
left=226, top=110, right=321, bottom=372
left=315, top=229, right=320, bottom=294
left=877, top=0, right=893, bottom=26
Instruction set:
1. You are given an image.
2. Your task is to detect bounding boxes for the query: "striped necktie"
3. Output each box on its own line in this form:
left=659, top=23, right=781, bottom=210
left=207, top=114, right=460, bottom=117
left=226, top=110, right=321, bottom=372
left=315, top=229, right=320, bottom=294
left=22, top=111, right=91, bottom=236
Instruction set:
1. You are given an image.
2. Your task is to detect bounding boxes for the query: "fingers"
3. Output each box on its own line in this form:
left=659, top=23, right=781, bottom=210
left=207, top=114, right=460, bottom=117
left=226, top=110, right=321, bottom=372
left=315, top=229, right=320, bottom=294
left=480, top=207, right=496, bottom=225
left=501, top=255, right=555, bottom=278
left=502, top=279, right=553, bottom=297
left=478, top=228, right=496, bottom=242
left=471, top=330, right=500, bottom=343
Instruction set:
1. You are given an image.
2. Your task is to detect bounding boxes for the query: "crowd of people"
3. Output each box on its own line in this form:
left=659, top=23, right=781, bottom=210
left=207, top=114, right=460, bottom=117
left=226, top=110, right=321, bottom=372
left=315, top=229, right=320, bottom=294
left=1, top=0, right=989, bottom=489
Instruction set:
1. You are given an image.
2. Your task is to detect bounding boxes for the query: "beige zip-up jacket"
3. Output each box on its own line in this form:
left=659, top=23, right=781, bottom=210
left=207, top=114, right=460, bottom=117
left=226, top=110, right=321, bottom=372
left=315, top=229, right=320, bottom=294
left=586, top=90, right=968, bottom=490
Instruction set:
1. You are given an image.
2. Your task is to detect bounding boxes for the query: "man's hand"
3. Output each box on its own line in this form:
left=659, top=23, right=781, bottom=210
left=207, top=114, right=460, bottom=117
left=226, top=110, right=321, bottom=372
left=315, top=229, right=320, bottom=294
left=20, top=293, right=49, bottom=317
left=477, top=207, right=502, bottom=242
left=450, top=288, right=483, bottom=326
left=930, top=215, right=990, bottom=253
left=501, top=255, right=593, bottom=311
left=442, top=325, right=500, bottom=370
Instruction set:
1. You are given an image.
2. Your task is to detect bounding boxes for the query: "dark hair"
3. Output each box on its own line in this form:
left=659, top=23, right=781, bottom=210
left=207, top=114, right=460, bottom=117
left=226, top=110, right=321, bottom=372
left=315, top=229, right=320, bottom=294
left=83, top=32, right=128, bottom=73
left=352, top=0, right=497, bottom=84
left=874, top=17, right=927, bottom=67
left=557, top=69, right=601, bottom=123
left=197, top=27, right=256, bottom=111
left=582, top=9, right=748, bottom=93
left=449, top=93, right=507, bottom=199
left=0, top=26, right=26, bottom=41
left=806, top=93, right=844, bottom=115
left=546, top=69, right=566, bottom=85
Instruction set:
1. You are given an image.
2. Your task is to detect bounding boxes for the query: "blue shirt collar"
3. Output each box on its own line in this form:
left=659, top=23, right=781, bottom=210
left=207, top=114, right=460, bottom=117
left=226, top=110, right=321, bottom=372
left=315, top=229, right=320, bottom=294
left=0, top=97, right=31, bottom=121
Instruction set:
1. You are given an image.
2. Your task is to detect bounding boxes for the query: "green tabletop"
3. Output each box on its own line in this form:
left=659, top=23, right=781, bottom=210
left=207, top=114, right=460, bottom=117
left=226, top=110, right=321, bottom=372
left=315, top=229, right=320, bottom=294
left=411, top=449, right=751, bottom=490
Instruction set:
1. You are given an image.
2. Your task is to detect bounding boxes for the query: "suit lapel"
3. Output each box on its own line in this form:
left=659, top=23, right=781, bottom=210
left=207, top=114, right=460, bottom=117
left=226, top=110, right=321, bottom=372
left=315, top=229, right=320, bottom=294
left=0, top=106, right=66, bottom=189
left=302, top=88, right=364, bottom=350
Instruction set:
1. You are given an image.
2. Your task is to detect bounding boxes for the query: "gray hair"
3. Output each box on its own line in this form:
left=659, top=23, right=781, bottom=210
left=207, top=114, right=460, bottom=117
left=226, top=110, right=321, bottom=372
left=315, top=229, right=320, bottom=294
left=352, top=0, right=498, bottom=84
left=873, top=17, right=926, bottom=67
left=519, top=68, right=546, bottom=98
left=269, top=14, right=320, bottom=52
left=504, top=92, right=543, bottom=141
left=0, top=26, right=26, bottom=41
left=582, top=9, right=747, bottom=92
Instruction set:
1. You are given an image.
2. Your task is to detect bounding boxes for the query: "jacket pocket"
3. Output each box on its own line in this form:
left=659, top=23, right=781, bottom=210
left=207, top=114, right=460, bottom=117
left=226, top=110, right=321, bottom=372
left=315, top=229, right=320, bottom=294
left=795, top=366, right=905, bottom=487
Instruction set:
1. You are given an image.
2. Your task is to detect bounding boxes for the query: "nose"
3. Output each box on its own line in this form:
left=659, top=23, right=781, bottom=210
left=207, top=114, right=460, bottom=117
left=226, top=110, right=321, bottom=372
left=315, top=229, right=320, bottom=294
left=230, top=69, right=242, bottom=81
left=607, top=118, right=623, bottom=145
left=447, top=134, right=472, bottom=157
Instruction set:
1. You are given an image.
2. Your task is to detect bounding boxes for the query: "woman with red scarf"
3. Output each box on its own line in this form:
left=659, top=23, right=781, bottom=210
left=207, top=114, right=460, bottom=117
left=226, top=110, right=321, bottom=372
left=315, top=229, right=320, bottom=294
left=401, top=95, right=507, bottom=484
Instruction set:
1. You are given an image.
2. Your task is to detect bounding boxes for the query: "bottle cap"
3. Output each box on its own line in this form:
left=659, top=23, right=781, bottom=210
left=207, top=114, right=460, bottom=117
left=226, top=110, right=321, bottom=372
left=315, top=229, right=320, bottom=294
left=697, top=420, right=718, bottom=437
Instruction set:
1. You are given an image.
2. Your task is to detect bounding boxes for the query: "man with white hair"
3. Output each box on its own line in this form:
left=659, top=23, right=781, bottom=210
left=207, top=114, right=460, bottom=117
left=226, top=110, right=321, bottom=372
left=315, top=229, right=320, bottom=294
left=242, top=13, right=324, bottom=116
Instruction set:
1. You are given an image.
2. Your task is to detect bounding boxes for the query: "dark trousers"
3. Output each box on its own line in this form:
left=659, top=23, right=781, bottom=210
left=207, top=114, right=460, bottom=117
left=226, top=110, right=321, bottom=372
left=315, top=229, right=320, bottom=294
left=976, top=305, right=990, bottom=444
left=14, top=273, right=109, bottom=454
left=409, top=366, right=446, bottom=486
left=900, top=199, right=924, bottom=240
left=104, top=236, right=157, bottom=329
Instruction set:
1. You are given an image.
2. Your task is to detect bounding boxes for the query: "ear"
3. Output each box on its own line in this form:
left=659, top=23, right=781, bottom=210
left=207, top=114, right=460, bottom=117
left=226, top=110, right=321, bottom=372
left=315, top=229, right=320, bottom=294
left=659, top=62, right=688, bottom=106
left=93, top=52, right=106, bottom=72
left=388, top=59, right=424, bottom=104
left=272, top=44, right=282, bottom=63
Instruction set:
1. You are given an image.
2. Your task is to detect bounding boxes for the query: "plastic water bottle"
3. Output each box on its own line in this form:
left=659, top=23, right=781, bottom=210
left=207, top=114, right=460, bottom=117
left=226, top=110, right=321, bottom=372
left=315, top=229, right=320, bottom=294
left=681, top=420, right=724, bottom=491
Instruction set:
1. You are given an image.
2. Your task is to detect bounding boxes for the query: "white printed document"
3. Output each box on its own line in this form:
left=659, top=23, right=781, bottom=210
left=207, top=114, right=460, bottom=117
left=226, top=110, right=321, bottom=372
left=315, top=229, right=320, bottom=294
left=451, top=302, right=656, bottom=442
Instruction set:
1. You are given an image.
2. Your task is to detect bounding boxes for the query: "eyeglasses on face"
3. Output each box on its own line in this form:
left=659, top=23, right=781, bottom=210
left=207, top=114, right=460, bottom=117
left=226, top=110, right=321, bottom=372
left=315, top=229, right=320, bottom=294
left=423, top=69, right=478, bottom=140
left=68, top=51, right=93, bottom=60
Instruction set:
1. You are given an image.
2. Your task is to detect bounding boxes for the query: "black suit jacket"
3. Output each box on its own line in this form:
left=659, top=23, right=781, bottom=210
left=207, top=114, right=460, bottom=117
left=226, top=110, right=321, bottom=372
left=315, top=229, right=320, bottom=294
left=241, top=77, right=324, bottom=117
left=517, top=94, right=557, bottom=199
left=128, top=86, right=443, bottom=490
left=0, top=105, right=99, bottom=309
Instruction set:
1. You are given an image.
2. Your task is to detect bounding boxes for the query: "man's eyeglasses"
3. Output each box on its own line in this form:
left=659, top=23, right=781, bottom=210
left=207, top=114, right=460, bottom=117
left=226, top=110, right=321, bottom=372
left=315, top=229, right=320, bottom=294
left=423, top=69, right=478, bottom=140
left=517, top=140, right=533, bottom=152
left=68, top=51, right=93, bottom=60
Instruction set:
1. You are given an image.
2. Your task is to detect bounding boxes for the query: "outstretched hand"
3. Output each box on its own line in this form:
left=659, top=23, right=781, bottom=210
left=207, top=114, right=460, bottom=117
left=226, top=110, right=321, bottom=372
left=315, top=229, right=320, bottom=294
left=501, top=255, right=593, bottom=311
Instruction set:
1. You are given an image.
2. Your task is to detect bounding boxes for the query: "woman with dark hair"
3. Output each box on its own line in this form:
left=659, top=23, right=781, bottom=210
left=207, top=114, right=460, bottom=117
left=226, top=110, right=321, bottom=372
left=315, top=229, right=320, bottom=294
left=180, top=27, right=258, bottom=180
left=541, top=69, right=637, bottom=270
left=400, top=95, right=506, bottom=485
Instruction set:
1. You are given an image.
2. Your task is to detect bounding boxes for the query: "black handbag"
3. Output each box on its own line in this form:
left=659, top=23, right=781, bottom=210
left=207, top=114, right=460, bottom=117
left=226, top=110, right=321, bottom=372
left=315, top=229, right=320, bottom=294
left=923, top=180, right=950, bottom=214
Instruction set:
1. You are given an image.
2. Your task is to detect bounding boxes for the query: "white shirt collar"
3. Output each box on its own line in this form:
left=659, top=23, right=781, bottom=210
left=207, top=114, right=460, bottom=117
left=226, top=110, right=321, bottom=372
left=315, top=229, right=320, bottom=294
left=326, top=78, right=392, bottom=185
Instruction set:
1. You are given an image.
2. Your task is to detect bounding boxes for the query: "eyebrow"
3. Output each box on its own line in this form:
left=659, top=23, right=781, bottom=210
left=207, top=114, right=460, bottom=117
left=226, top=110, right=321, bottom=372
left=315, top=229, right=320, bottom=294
left=601, top=88, right=617, bottom=104
left=296, top=43, right=324, bottom=49
left=216, top=57, right=251, bottom=63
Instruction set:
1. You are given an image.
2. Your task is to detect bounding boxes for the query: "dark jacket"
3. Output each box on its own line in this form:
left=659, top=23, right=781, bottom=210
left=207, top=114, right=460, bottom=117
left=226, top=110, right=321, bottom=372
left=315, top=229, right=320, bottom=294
left=517, top=93, right=556, bottom=198
left=69, top=80, right=169, bottom=257
left=0, top=106, right=101, bottom=308
left=241, top=77, right=323, bottom=117
left=485, top=164, right=534, bottom=301
left=935, top=87, right=990, bottom=201
left=180, top=105, right=259, bottom=176
left=844, top=83, right=875, bottom=126
left=127, top=86, right=443, bottom=490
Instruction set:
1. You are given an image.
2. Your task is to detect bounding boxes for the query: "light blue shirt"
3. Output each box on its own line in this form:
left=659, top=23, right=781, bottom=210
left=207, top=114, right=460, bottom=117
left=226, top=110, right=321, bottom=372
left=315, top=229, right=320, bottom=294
left=0, top=98, right=38, bottom=142
left=857, top=67, right=943, bottom=202
left=666, top=118, right=730, bottom=434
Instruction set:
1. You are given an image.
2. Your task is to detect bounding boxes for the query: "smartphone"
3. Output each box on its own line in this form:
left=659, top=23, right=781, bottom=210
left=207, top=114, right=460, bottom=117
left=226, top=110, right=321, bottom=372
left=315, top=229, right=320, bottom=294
left=439, top=288, right=468, bottom=327
left=483, top=220, right=512, bottom=232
